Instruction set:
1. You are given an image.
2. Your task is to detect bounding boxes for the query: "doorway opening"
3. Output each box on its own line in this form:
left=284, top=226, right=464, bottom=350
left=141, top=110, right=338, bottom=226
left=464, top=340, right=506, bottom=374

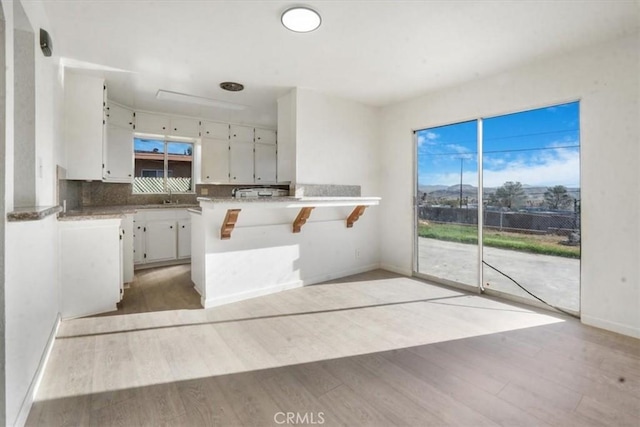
left=92, top=264, right=200, bottom=317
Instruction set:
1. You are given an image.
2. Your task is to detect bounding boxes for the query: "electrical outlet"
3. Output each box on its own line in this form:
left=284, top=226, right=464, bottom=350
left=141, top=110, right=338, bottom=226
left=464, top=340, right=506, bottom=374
left=355, top=249, right=361, bottom=259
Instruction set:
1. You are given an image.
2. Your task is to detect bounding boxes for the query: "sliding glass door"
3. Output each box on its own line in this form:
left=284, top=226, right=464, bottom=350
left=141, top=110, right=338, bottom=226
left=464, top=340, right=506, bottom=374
left=416, top=120, right=479, bottom=290
left=415, top=102, right=581, bottom=313
left=482, top=103, right=580, bottom=313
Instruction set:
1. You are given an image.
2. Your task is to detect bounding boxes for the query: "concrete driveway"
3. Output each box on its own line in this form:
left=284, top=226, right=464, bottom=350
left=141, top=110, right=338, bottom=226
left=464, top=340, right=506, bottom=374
left=417, top=237, right=580, bottom=312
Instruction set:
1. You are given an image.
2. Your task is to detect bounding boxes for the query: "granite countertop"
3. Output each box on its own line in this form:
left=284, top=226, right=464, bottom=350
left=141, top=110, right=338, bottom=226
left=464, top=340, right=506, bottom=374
left=58, top=203, right=200, bottom=221
left=197, top=196, right=381, bottom=207
left=7, top=205, right=63, bottom=222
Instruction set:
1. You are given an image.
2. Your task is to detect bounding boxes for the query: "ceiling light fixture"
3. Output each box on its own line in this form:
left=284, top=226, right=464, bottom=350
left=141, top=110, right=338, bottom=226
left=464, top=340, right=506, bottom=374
left=220, top=81, right=244, bottom=92
left=281, top=7, right=321, bottom=33
left=156, top=90, right=247, bottom=110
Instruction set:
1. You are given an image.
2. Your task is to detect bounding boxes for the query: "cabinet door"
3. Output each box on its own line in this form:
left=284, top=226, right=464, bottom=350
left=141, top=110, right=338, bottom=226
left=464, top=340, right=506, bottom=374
left=121, top=215, right=135, bottom=283
left=64, top=74, right=105, bottom=180
left=201, top=138, right=230, bottom=182
left=178, top=220, right=191, bottom=259
left=133, top=221, right=145, bottom=264
left=229, top=142, right=254, bottom=183
left=201, top=121, right=229, bottom=139
left=106, top=103, right=134, bottom=129
left=135, top=112, right=170, bottom=135
left=230, top=125, right=254, bottom=143
left=145, top=220, right=177, bottom=262
left=254, top=143, right=277, bottom=183
left=254, top=128, right=276, bottom=145
left=104, top=124, right=133, bottom=182
left=170, top=117, right=200, bottom=138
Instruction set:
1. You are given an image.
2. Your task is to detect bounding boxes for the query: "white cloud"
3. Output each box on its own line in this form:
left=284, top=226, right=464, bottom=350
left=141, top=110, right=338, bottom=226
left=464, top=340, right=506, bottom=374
left=419, top=147, right=580, bottom=187
left=483, top=148, right=579, bottom=187
left=417, top=131, right=439, bottom=147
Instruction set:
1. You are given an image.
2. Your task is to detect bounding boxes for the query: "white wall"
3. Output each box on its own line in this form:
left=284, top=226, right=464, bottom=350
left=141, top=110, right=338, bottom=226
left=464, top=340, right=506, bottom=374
left=295, top=88, right=380, bottom=196
left=379, top=34, right=640, bottom=338
left=5, top=216, right=59, bottom=426
left=199, top=201, right=380, bottom=308
left=3, top=1, right=64, bottom=424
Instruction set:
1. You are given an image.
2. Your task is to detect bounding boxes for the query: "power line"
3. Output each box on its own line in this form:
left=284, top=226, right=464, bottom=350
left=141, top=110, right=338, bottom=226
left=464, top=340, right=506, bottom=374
left=424, top=144, right=579, bottom=157
left=484, top=128, right=579, bottom=142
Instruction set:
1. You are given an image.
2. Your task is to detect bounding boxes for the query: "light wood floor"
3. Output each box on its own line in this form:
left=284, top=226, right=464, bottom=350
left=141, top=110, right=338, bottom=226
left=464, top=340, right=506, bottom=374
left=28, top=269, right=639, bottom=426
left=95, top=264, right=201, bottom=317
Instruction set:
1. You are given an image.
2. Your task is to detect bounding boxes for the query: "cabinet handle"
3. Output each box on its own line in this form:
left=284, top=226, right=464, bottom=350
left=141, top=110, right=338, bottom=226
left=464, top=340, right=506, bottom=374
left=206, top=131, right=210, bottom=134
left=174, top=128, right=177, bottom=131
left=181, top=225, right=185, bottom=229
left=257, top=177, right=261, bottom=180
left=107, top=170, right=111, bottom=174
left=162, top=126, right=166, bottom=130
left=170, top=225, right=173, bottom=229
left=206, top=176, right=210, bottom=179
left=128, top=174, right=132, bottom=177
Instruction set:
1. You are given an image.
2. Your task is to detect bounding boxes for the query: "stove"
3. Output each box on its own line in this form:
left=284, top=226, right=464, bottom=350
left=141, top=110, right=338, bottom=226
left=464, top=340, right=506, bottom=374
left=232, top=187, right=289, bottom=198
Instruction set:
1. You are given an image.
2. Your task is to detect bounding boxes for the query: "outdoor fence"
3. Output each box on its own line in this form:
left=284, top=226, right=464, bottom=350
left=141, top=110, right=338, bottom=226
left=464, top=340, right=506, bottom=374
left=133, top=177, right=192, bottom=193
left=418, top=206, right=579, bottom=235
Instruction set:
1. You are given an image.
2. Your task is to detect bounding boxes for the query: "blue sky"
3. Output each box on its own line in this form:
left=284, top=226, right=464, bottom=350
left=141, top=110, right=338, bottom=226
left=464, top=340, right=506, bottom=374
left=134, top=138, right=193, bottom=155
left=417, top=101, right=580, bottom=188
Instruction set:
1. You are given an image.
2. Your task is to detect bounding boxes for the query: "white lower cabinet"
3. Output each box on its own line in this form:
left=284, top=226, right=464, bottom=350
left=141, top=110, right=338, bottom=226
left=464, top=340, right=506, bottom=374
left=145, top=220, right=178, bottom=262
left=134, top=208, right=190, bottom=266
left=178, top=220, right=191, bottom=259
left=59, top=218, right=122, bottom=319
left=122, top=214, right=135, bottom=284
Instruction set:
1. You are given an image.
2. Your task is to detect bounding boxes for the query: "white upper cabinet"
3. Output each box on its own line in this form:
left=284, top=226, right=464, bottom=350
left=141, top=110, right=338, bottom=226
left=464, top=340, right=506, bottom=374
left=201, top=121, right=229, bottom=139
left=254, top=128, right=276, bottom=145
left=104, top=102, right=134, bottom=183
left=134, top=112, right=170, bottom=135
left=201, top=138, right=230, bottom=183
left=64, top=73, right=105, bottom=181
left=104, top=124, right=133, bottom=182
left=230, top=124, right=254, bottom=143
left=134, top=112, right=199, bottom=137
left=106, top=103, right=134, bottom=129
left=169, top=117, right=200, bottom=137
left=229, top=142, right=255, bottom=183
left=254, top=143, right=277, bottom=183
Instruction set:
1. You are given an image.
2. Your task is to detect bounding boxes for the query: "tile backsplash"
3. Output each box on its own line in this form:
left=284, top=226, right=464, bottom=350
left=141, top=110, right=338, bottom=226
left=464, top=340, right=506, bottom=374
left=59, top=180, right=291, bottom=208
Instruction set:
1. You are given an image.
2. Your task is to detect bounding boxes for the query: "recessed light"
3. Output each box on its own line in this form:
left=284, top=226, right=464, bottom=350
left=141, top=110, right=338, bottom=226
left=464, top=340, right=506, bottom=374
left=220, top=81, right=244, bottom=92
left=281, top=7, right=321, bottom=33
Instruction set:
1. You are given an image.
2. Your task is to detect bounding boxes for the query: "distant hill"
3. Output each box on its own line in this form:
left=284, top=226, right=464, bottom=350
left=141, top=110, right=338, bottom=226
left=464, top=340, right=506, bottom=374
left=418, top=184, right=580, bottom=204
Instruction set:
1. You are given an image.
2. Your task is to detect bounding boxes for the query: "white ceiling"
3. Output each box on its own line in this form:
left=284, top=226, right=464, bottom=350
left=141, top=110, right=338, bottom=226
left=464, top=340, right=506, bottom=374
left=42, top=0, right=639, bottom=126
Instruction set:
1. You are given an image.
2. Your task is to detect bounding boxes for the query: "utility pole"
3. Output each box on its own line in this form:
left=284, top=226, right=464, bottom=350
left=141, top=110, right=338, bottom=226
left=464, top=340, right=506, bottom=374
left=459, top=157, right=463, bottom=208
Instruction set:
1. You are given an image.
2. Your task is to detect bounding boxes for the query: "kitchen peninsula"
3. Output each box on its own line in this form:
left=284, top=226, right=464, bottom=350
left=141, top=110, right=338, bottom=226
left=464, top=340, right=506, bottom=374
left=190, top=196, right=381, bottom=307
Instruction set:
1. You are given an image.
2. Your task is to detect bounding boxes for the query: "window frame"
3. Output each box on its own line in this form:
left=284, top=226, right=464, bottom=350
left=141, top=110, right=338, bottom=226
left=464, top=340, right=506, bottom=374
left=133, top=134, right=195, bottom=194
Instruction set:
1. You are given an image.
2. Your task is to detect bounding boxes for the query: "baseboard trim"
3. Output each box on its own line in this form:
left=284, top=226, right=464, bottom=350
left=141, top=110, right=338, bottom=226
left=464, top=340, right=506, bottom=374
left=379, top=263, right=412, bottom=277
left=14, top=314, right=61, bottom=427
left=581, top=314, right=640, bottom=339
left=134, top=258, right=190, bottom=271
left=203, top=280, right=304, bottom=308
left=301, top=263, right=381, bottom=286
